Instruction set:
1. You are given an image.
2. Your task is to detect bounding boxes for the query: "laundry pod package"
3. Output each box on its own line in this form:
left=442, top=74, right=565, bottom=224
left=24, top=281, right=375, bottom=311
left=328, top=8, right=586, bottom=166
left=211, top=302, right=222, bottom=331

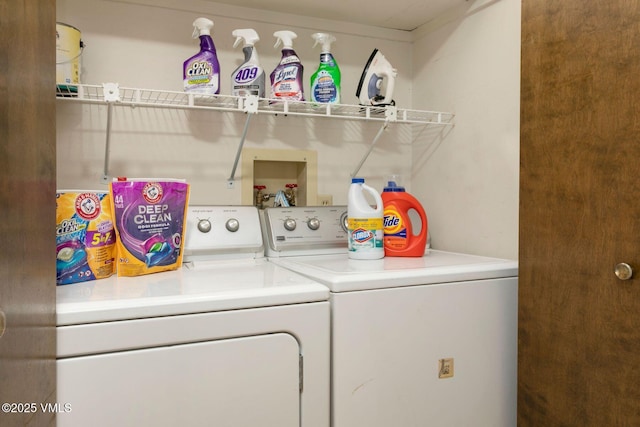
left=109, top=178, right=190, bottom=277
left=56, top=190, right=116, bottom=285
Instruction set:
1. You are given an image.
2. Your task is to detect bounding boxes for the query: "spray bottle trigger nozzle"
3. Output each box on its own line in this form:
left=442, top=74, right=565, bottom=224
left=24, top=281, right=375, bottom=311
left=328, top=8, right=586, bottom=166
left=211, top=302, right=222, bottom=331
left=273, top=31, right=296, bottom=50
left=232, top=29, right=260, bottom=49
left=311, top=33, right=336, bottom=53
left=192, top=17, right=214, bottom=39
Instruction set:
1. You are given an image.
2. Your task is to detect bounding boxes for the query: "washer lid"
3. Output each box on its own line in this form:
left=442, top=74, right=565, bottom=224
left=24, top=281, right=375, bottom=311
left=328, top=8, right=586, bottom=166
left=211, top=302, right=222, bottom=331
left=270, top=249, right=518, bottom=292
left=56, top=258, right=328, bottom=326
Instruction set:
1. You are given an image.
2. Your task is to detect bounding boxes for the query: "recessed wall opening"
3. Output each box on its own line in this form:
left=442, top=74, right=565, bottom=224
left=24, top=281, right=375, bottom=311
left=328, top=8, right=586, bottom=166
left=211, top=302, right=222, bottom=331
left=241, top=148, right=318, bottom=207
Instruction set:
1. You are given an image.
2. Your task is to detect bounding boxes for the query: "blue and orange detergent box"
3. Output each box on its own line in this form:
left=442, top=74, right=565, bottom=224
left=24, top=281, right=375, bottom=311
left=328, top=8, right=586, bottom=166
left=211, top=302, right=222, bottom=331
left=56, top=191, right=116, bottom=285
left=109, top=178, right=190, bottom=277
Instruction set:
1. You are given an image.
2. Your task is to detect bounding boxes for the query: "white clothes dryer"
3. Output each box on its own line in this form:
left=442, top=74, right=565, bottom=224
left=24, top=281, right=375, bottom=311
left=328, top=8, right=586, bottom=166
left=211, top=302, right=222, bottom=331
left=262, top=206, right=518, bottom=427
left=56, top=206, right=330, bottom=427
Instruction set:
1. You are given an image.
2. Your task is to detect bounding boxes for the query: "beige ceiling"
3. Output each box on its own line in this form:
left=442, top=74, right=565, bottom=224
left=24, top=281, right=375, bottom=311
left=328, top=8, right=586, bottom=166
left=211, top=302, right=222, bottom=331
left=206, top=0, right=468, bottom=31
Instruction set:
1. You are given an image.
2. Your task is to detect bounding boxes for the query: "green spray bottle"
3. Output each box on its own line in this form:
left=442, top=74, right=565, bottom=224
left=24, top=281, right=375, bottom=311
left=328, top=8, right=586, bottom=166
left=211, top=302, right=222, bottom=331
left=310, top=33, right=341, bottom=104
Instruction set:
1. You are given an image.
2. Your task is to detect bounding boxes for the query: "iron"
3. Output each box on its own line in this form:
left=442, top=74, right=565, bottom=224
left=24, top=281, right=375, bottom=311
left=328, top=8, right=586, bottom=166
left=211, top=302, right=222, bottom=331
left=356, top=48, right=397, bottom=106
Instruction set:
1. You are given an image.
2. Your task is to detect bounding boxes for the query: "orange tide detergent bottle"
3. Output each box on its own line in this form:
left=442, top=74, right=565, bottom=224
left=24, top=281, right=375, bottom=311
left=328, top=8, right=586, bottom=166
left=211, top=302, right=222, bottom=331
left=381, top=176, right=428, bottom=257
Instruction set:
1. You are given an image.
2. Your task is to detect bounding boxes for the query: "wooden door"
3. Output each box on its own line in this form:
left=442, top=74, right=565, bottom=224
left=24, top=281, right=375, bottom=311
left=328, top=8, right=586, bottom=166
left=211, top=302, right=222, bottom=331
left=519, top=0, right=640, bottom=425
left=0, top=1, right=57, bottom=426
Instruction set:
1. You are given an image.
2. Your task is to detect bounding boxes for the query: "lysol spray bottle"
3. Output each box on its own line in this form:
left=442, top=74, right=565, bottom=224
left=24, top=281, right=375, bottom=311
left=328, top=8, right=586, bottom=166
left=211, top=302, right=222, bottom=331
left=348, top=177, right=384, bottom=260
left=270, top=31, right=304, bottom=101
left=381, top=175, right=428, bottom=257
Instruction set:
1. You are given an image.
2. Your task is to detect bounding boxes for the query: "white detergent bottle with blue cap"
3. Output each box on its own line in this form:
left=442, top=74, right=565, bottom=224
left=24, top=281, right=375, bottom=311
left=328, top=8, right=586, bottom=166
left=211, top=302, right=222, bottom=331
left=270, top=31, right=304, bottom=101
left=348, top=177, right=384, bottom=260
left=231, top=28, right=265, bottom=98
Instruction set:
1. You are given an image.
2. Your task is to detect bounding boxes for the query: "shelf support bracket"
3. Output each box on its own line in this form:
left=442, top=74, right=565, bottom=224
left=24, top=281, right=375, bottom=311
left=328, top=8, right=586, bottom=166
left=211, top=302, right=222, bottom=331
left=350, top=120, right=393, bottom=178
left=228, top=96, right=259, bottom=187
left=350, top=106, right=396, bottom=178
left=101, top=83, right=120, bottom=183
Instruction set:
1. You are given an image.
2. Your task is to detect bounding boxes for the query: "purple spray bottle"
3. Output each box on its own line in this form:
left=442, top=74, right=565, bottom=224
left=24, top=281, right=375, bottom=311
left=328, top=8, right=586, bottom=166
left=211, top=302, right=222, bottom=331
left=183, top=17, right=220, bottom=95
left=270, top=30, right=304, bottom=102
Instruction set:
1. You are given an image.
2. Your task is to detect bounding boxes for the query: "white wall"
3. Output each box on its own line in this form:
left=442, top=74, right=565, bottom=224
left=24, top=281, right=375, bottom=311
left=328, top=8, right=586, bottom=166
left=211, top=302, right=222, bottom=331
left=56, top=0, right=520, bottom=260
left=56, top=0, right=415, bottom=205
left=411, top=0, right=520, bottom=259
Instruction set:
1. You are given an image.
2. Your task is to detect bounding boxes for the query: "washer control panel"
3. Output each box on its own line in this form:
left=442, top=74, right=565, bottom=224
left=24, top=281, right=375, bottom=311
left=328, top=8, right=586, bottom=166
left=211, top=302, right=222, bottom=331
left=261, top=206, right=348, bottom=257
left=183, top=206, right=264, bottom=261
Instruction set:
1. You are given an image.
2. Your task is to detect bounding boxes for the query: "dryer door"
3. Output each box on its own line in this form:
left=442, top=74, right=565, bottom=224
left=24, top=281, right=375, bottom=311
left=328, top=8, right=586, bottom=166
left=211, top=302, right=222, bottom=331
left=57, top=333, right=301, bottom=427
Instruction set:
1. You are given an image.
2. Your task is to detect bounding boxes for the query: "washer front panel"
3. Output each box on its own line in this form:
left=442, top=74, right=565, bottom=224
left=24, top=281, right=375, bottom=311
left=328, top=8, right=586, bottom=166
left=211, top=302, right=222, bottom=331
left=330, top=278, right=518, bottom=427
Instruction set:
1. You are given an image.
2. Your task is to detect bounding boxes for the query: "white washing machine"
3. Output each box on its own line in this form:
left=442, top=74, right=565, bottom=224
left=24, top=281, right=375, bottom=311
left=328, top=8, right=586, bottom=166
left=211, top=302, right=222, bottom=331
left=56, top=206, right=330, bottom=427
left=261, top=206, right=518, bottom=427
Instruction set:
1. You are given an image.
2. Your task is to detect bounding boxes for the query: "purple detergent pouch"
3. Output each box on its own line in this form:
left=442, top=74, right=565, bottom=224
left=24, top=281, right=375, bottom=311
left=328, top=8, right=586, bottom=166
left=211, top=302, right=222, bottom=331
left=109, top=178, right=190, bottom=277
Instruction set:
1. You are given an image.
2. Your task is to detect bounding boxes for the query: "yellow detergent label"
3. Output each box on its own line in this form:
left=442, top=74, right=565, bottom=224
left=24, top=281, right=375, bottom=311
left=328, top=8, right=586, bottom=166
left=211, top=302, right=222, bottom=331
left=56, top=191, right=115, bottom=285
left=348, top=217, right=384, bottom=251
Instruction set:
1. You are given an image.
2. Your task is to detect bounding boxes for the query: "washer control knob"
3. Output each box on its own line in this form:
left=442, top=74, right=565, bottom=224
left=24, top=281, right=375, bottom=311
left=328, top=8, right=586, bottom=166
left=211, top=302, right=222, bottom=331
left=284, top=218, right=297, bottom=231
left=307, top=217, right=320, bottom=230
left=225, top=218, right=240, bottom=232
left=197, top=218, right=212, bottom=233
left=340, top=211, right=349, bottom=233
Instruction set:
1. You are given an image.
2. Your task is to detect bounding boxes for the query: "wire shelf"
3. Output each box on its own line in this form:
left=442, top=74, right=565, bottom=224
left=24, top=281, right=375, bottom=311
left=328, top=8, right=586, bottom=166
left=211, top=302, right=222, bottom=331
left=56, top=84, right=455, bottom=126
left=56, top=83, right=455, bottom=182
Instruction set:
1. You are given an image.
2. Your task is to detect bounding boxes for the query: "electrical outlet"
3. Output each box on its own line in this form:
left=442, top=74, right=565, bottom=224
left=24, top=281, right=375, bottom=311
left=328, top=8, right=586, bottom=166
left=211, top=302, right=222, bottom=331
left=438, top=358, right=454, bottom=379
left=317, top=194, right=333, bottom=206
